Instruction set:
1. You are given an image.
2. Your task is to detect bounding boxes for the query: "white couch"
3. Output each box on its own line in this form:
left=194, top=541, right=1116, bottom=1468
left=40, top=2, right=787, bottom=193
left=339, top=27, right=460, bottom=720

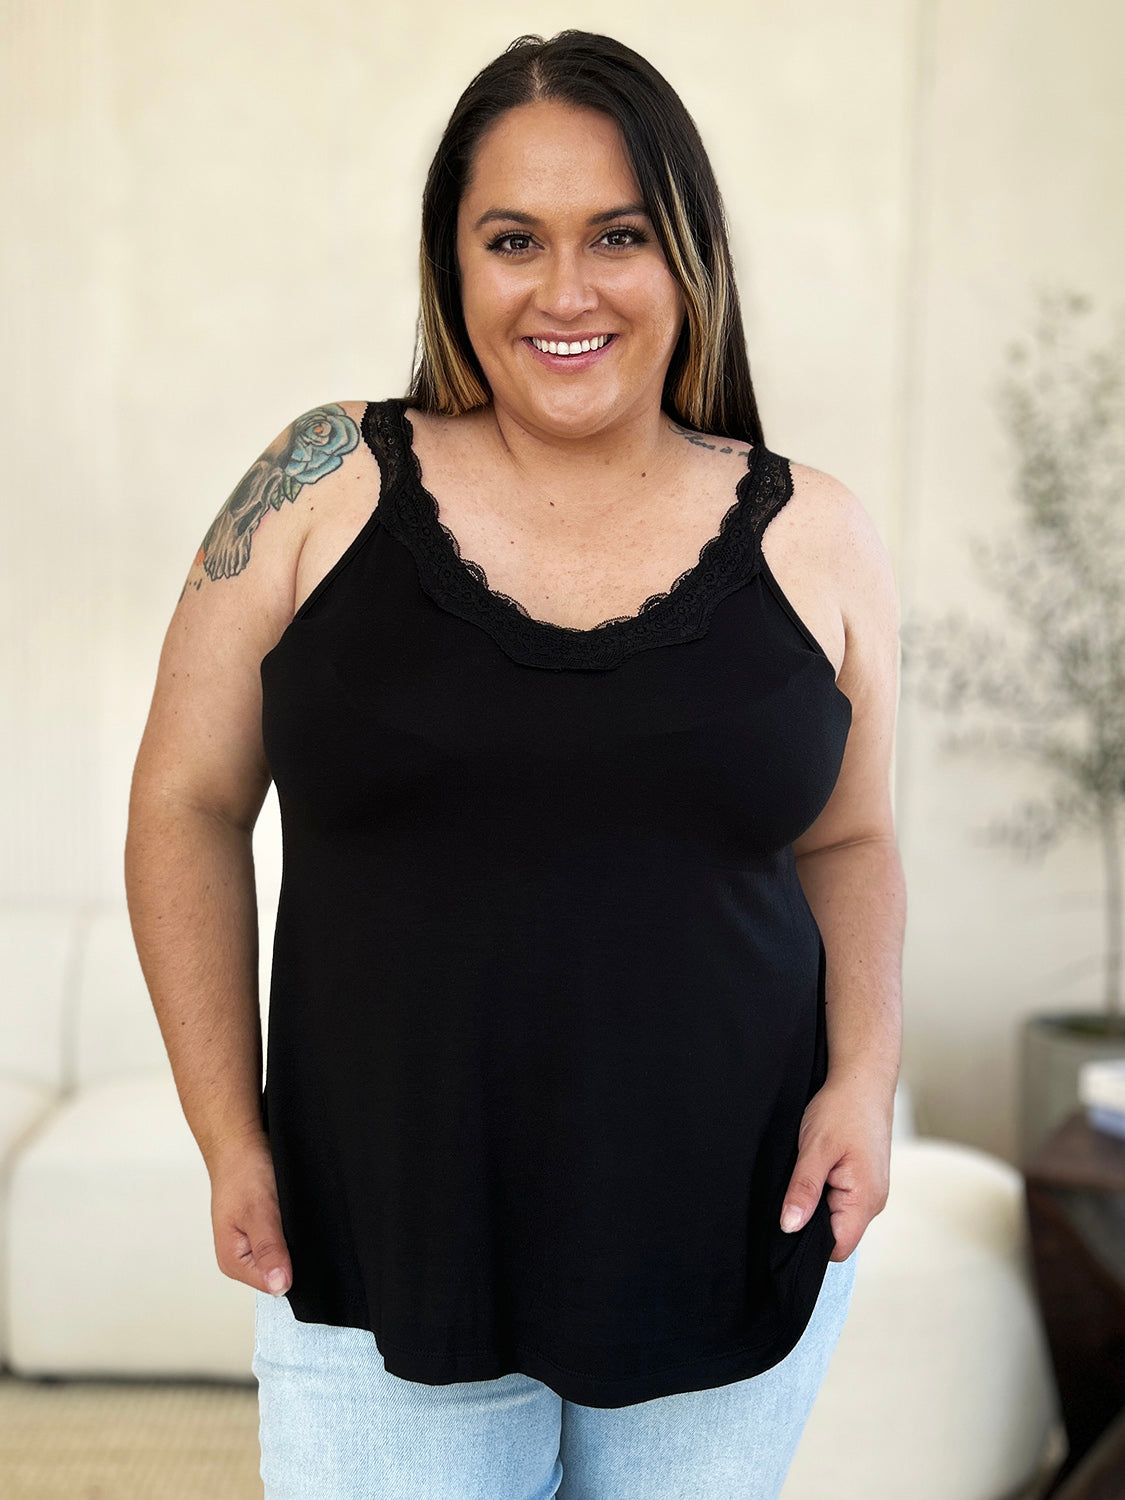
left=0, top=902, right=1061, bottom=1498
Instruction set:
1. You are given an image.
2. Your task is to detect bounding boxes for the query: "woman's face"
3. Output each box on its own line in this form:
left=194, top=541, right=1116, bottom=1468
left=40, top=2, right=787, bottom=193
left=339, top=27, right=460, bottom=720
left=455, top=99, right=686, bottom=438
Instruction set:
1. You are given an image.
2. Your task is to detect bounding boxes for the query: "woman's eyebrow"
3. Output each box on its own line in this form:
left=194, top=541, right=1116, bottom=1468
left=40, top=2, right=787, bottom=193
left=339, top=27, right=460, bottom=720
left=472, top=203, right=649, bottom=231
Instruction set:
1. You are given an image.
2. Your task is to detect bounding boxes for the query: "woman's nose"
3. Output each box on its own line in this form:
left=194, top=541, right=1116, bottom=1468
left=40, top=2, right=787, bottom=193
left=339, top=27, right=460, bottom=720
left=534, top=250, right=598, bottom=321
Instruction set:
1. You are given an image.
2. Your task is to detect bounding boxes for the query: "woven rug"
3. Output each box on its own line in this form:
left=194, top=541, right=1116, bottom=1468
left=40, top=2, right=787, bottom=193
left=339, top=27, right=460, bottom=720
left=0, top=1367, right=1066, bottom=1500
left=0, top=1372, right=261, bottom=1500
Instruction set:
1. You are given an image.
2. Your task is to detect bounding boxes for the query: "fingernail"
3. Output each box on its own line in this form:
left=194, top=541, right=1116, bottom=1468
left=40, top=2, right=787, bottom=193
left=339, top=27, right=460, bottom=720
left=266, top=1268, right=288, bottom=1295
left=781, top=1204, right=803, bottom=1232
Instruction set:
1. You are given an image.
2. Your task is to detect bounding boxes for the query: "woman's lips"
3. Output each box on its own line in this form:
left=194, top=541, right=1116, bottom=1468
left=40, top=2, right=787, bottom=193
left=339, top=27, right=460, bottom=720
left=523, top=334, right=617, bottom=371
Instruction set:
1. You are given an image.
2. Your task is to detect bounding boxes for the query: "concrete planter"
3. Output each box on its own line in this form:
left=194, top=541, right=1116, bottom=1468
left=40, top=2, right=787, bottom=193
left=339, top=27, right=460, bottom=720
left=1019, top=1012, right=1125, bottom=1164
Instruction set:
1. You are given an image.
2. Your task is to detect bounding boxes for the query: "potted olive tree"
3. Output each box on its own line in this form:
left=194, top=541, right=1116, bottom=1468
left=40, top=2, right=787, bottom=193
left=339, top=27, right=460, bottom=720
left=900, top=287, right=1125, bottom=1162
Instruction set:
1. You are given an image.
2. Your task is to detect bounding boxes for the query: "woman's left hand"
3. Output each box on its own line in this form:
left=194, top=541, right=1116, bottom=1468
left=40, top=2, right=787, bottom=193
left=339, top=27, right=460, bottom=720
left=779, top=1074, right=895, bottom=1262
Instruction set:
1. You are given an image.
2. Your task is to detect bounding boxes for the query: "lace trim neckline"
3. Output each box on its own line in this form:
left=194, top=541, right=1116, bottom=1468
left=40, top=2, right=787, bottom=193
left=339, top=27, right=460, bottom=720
left=372, top=397, right=777, bottom=672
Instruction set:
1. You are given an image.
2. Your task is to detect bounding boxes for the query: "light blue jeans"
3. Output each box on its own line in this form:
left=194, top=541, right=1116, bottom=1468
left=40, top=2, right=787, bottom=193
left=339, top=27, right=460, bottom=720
left=253, top=1249, right=857, bottom=1499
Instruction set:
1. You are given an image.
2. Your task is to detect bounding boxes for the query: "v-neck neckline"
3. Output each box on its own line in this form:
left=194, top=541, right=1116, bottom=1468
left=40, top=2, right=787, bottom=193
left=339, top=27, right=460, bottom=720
left=366, top=397, right=780, bottom=671
left=397, top=399, right=762, bottom=629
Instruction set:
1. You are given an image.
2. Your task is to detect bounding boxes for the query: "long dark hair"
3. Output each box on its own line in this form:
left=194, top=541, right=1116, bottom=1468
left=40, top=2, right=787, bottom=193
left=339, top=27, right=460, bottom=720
left=405, top=30, right=765, bottom=446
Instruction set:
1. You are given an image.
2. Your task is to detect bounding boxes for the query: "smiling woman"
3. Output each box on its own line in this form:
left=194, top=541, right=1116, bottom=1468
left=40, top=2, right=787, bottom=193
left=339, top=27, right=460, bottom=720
left=126, top=27, right=904, bottom=1500
left=412, top=36, right=753, bottom=439
left=454, top=100, right=687, bottom=436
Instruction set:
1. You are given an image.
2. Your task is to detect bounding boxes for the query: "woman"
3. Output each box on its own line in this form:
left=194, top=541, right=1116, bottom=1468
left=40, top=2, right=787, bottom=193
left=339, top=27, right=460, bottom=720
left=125, top=29, right=904, bottom=1500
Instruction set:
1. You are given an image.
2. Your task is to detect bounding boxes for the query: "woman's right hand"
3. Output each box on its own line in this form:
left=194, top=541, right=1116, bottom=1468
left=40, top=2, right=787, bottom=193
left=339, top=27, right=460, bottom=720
left=207, top=1132, right=293, bottom=1296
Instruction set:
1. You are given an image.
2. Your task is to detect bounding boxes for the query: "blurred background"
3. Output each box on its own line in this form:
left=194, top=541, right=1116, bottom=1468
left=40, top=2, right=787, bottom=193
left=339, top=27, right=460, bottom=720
left=2, top=1, right=1123, bottom=1497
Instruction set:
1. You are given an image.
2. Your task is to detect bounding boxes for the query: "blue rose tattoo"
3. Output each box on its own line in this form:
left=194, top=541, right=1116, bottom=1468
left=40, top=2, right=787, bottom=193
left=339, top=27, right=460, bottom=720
left=194, top=404, right=359, bottom=583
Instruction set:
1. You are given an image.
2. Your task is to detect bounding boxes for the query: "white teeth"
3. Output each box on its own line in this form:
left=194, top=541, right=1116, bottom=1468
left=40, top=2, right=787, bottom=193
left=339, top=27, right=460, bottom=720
left=531, top=334, right=610, bottom=356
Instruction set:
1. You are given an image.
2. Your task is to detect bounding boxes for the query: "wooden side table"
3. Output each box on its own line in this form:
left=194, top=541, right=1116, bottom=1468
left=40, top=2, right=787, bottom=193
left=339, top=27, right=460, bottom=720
left=1022, top=1109, right=1125, bottom=1496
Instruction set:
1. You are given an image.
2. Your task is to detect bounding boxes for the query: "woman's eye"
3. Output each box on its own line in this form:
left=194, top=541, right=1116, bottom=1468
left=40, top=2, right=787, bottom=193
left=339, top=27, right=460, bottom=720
left=601, top=228, right=646, bottom=248
left=485, top=226, right=648, bottom=257
left=489, top=233, right=534, bottom=256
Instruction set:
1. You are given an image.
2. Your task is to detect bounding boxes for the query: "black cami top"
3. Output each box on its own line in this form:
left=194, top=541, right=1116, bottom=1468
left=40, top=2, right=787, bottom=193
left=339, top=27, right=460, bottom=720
left=258, top=396, right=853, bottom=1408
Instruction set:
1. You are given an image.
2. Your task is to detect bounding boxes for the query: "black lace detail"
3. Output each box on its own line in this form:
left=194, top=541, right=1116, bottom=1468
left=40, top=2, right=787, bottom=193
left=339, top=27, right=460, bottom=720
left=361, top=397, right=794, bottom=672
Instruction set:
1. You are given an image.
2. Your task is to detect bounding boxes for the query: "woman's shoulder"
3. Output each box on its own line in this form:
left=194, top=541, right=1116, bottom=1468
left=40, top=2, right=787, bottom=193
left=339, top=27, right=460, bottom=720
left=773, top=457, right=887, bottom=568
left=271, top=399, right=384, bottom=614
left=278, top=397, right=383, bottom=517
left=779, top=458, right=899, bottom=657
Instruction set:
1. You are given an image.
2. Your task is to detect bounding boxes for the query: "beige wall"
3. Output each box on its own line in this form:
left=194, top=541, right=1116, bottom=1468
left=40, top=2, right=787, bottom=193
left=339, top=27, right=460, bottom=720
left=3, top=0, right=1123, bottom=1162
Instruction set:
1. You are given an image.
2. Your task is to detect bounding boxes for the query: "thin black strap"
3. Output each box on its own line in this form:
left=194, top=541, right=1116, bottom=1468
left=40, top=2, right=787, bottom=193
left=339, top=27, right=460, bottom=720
left=359, top=397, right=403, bottom=487
left=743, top=447, right=796, bottom=547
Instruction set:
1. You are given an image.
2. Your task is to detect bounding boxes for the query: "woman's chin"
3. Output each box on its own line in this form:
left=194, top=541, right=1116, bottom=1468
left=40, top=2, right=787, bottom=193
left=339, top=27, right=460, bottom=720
left=493, top=382, right=632, bottom=436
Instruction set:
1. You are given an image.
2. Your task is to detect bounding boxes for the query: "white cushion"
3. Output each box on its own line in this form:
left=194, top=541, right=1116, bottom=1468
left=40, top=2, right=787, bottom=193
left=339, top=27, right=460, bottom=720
left=782, top=1138, right=1059, bottom=1500
left=891, top=1075, right=917, bottom=1140
left=0, top=906, right=73, bottom=1088
left=74, top=908, right=170, bottom=1086
left=7, top=1071, right=253, bottom=1379
left=0, top=1077, right=61, bottom=1359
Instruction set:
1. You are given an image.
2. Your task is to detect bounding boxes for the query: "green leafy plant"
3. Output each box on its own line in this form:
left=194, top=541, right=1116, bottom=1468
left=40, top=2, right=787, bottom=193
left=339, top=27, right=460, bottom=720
left=900, top=288, right=1125, bottom=1033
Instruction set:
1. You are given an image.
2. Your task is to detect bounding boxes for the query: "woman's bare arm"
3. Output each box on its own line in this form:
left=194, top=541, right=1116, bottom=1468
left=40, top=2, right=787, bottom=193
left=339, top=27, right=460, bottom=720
left=124, top=400, right=365, bottom=1292
left=783, top=472, right=905, bottom=1260
left=791, top=475, right=904, bottom=1098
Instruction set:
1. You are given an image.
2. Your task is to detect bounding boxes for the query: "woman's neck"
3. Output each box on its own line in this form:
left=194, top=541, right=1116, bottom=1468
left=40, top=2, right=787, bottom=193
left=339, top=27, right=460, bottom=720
left=476, top=398, right=686, bottom=529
